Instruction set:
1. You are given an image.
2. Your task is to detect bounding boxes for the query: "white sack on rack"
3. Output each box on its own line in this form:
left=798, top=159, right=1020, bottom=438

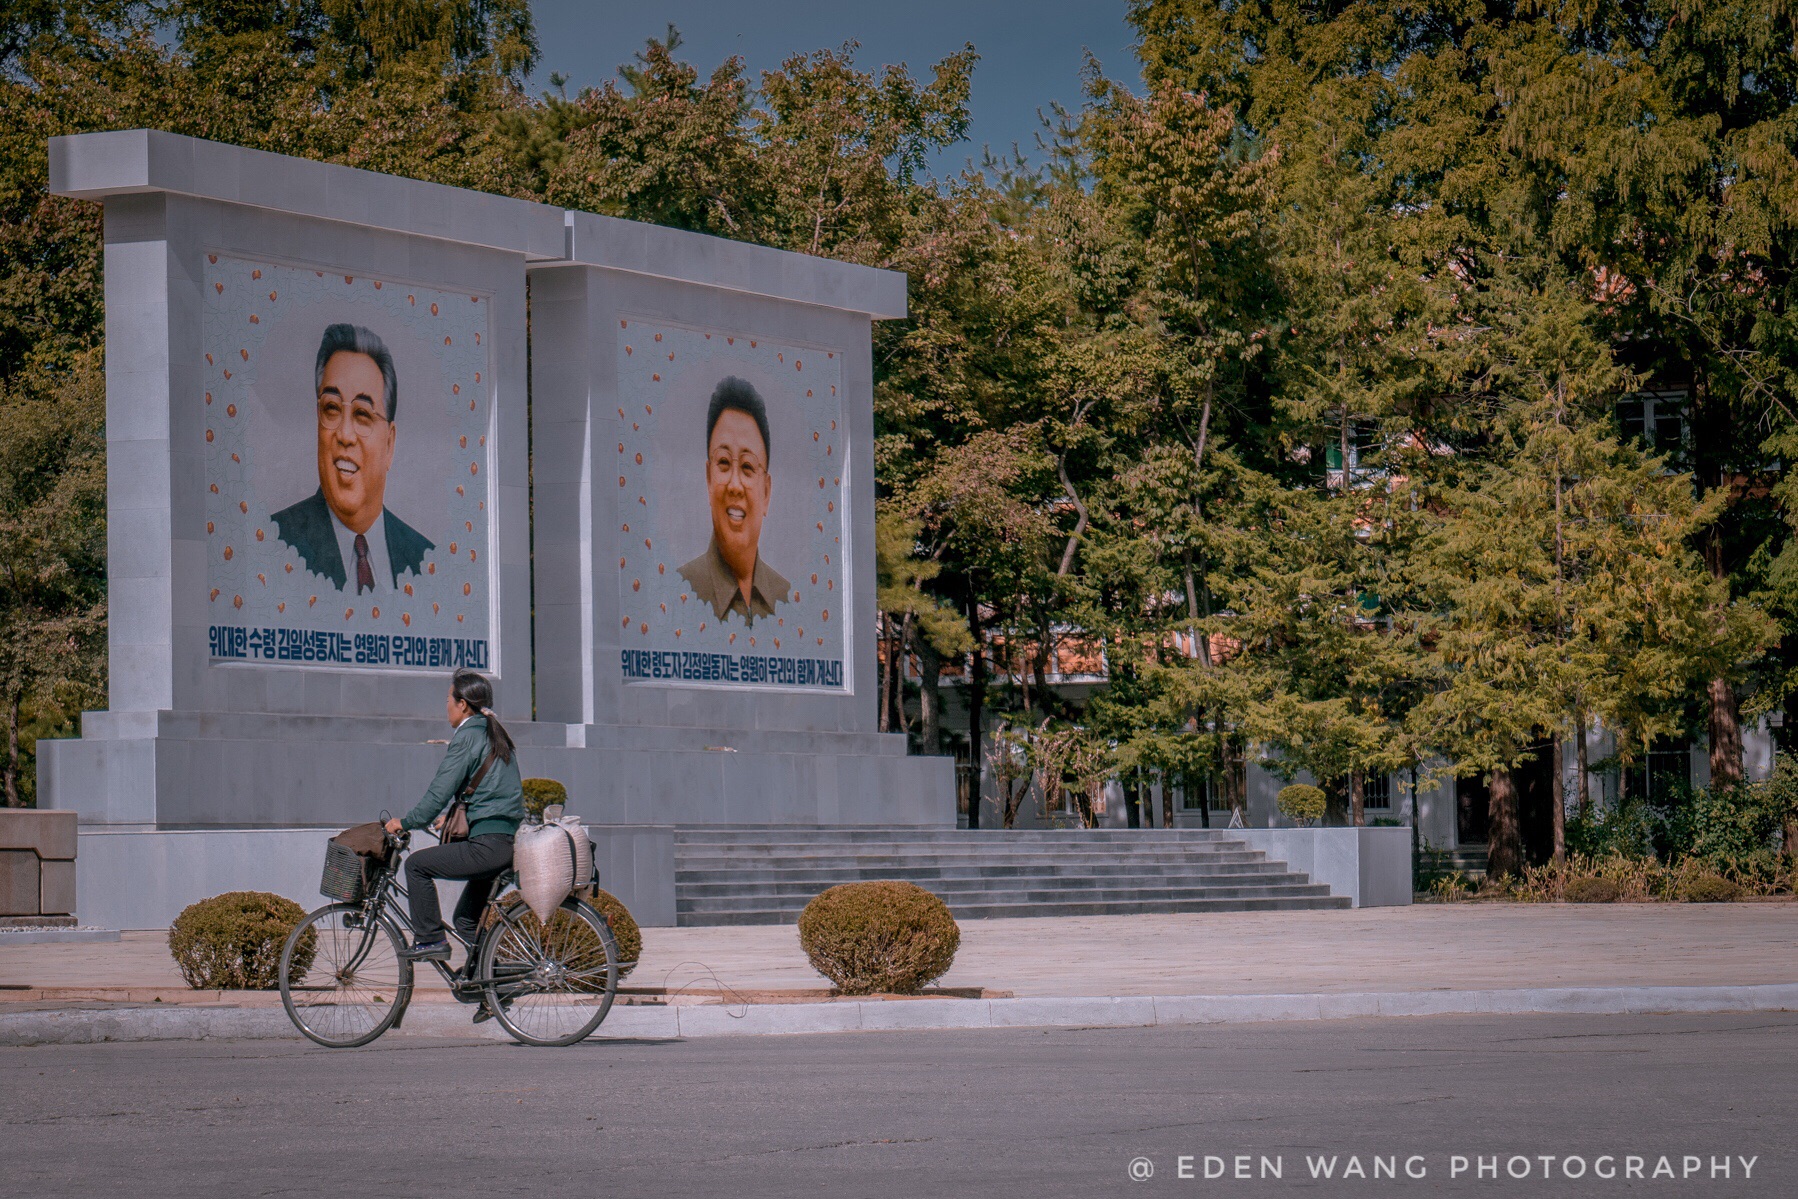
left=513, top=822, right=578, bottom=922
left=553, top=815, right=594, bottom=891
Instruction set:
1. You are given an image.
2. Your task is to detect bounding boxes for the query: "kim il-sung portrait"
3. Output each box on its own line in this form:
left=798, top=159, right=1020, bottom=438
left=678, top=376, right=791, bottom=624
left=271, top=323, right=434, bottom=593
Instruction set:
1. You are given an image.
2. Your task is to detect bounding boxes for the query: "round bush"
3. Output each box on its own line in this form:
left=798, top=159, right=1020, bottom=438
left=586, top=887, right=641, bottom=981
left=1565, top=876, right=1623, bottom=904
left=1276, top=784, right=1327, bottom=827
left=1678, top=872, right=1741, bottom=903
left=521, top=777, right=568, bottom=818
left=483, top=887, right=641, bottom=982
left=169, top=891, right=310, bottom=989
left=798, top=881, right=960, bottom=995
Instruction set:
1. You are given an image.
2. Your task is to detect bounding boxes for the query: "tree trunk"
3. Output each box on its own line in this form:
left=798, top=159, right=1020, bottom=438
left=898, top=613, right=918, bottom=735
left=1348, top=769, right=1365, bottom=827
left=1551, top=735, right=1566, bottom=862
left=917, top=638, right=942, bottom=755
left=1575, top=708, right=1590, bottom=818
left=1223, top=736, right=1246, bottom=823
left=1487, top=767, right=1523, bottom=879
left=1031, top=615, right=1054, bottom=721
left=878, top=615, right=894, bottom=733
left=1056, top=456, right=1090, bottom=578
left=1161, top=772, right=1174, bottom=828
left=1708, top=677, right=1743, bottom=788
left=1695, top=372, right=1744, bottom=790
left=1324, top=778, right=1349, bottom=827
left=1001, top=774, right=1026, bottom=830
left=1409, top=764, right=1421, bottom=858
left=1339, top=402, right=1352, bottom=492
left=3, top=693, right=20, bottom=808
left=1182, top=551, right=1213, bottom=668
left=965, top=610, right=985, bottom=831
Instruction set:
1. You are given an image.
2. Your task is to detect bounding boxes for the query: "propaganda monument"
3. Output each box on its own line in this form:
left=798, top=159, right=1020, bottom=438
left=40, top=129, right=949, bottom=926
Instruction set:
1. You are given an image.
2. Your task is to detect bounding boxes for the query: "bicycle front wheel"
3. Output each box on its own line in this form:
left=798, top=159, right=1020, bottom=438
left=478, top=895, right=618, bottom=1047
left=279, top=903, right=413, bottom=1048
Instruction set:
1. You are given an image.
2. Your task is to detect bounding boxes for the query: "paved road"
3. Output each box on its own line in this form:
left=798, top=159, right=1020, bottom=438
left=4, top=1013, right=1792, bottom=1198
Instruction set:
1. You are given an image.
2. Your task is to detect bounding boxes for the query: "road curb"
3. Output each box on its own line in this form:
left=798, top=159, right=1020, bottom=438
left=3, top=983, right=1794, bottom=1047
left=0, top=928, right=122, bottom=945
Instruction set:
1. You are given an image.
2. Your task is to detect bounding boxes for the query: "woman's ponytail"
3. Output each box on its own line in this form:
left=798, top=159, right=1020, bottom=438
left=450, top=669, right=516, bottom=764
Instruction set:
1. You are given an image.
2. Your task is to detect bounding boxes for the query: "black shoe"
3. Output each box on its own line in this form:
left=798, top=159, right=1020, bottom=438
left=401, top=939, right=452, bottom=962
left=472, top=996, right=512, bottom=1024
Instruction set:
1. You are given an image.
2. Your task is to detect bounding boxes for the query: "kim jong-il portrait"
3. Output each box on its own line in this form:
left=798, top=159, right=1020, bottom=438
left=677, top=376, right=791, bottom=624
left=270, top=323, right=434, bottom=593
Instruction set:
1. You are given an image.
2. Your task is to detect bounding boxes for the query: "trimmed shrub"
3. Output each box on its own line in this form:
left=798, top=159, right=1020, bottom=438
left=586, top=887, right=641, bottom=981
left=483, top=887, right=641, bottom=982
left=1564, top=876, right=1622, bottom=904
left=521, top=777, right=568, bottom=818
left=798, top=880, right=960, bottom=995
left=1276, top=784, right=1326, bottom=827
left=169, top=891, right=310, bottom=989
left=1676, top=871, right=1741, bottom=903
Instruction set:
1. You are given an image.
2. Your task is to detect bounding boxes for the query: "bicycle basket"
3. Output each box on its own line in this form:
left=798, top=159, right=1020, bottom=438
left=320, top=839, right=370, bottom=903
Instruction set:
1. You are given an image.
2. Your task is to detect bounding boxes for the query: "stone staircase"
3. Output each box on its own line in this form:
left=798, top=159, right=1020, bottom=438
left=673, top=827, right=1351, bottom=926
left=1440, top=844, right=1490, bottom=881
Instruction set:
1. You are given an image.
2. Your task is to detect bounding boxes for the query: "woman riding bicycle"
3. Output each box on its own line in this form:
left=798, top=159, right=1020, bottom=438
left=384, top=669, right=525, bottom=963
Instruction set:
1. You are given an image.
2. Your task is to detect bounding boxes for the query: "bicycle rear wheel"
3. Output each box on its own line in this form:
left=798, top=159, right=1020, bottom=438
left=279, top=903, right=413, bottom=1048
left=478, top=895, right=618, bottom=1047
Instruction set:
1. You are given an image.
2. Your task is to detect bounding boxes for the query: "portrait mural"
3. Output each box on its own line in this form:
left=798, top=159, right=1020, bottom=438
left=203, top=254, right=492, bottom=671
left=616, top=319, right=849, bottom=691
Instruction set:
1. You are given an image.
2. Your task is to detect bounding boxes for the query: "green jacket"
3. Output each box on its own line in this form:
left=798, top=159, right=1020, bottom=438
left=402, top=715, right=524, bottom=839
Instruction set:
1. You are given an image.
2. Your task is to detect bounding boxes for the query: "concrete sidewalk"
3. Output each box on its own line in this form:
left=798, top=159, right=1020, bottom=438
left=3, top=904, right=1794, bottom=1044
left=6, top=903, right=1795, bottom=995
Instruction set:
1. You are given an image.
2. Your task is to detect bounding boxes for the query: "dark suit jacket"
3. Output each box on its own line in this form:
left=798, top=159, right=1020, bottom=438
left=269, top=489, right=434, bottom=590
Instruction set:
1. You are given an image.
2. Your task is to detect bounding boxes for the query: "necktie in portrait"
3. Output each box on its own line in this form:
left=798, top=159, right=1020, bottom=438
left=354, top=533, right=375, bottom=593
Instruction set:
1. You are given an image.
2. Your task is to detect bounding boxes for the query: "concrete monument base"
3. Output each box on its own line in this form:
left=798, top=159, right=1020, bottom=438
left=44, top=708, right=953, bottom=929
left=67, top=823, right=682, bottom=931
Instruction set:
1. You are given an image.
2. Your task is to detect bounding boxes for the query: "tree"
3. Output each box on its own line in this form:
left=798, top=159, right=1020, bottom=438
left=1417, top=257, right=1775, bottom=875
left=874, top=509, right=970, bottom=746
left=0, top=355, right=106, bottom=805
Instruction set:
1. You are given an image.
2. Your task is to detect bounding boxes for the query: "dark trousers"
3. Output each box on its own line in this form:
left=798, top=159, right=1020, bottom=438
left=403, top=834, right=513, bottom=943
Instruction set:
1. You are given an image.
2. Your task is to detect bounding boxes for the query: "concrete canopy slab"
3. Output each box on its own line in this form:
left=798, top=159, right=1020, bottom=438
left=562, top=210, right=907, bottom=319
left=49, top=130, right=566, bottom=261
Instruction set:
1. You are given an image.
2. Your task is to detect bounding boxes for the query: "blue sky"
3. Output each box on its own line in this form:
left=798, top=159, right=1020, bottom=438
left=527, top=0, right=1141, bottom=175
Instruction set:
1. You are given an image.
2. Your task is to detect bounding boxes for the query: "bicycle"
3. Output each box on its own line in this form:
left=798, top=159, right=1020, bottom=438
left=278, top=828, right=619, bottom=1048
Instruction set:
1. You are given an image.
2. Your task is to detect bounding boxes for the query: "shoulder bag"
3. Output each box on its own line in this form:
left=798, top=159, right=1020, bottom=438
left=439, top=749, right=496, bottom=843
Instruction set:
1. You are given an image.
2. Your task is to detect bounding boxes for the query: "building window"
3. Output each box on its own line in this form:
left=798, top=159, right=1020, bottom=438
left=1172, top=773, right=1228, bottom=812
left=1616, top=388, right=1688, bottom=467
left=1175, top=773, right=1206, bottom=811
left=1363, top=773, right=1391, bottom=810
left=1625, top=739, right=1690, bottom=801
left=1324, top=421, right=1383, bottom=488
